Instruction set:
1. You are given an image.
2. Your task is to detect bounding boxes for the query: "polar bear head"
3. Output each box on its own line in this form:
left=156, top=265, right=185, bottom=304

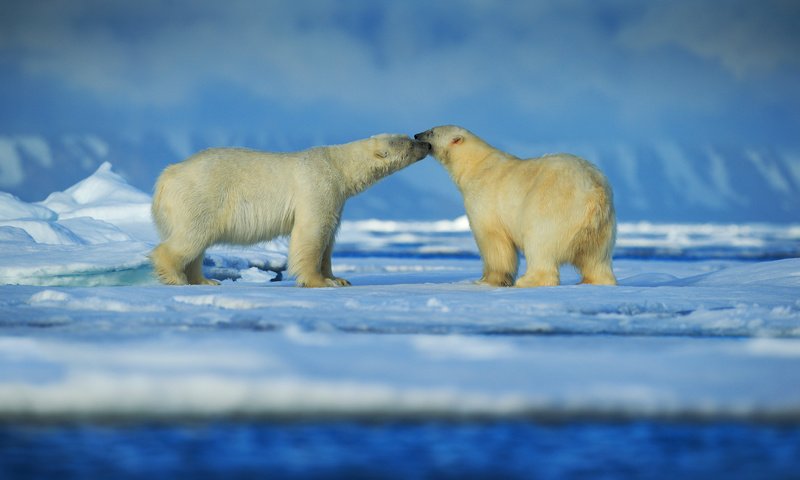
left=337, top=134, right=431, bottom=196
left=358, top=133, right=431, bottom=179
left=369, top=133, right=431, bottom=169
left=414, top=125, right=484, bottom=167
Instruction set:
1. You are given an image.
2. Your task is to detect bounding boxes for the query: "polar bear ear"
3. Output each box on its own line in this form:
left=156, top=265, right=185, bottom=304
left=375, top=150, right=389, bottom=159
left=451, top=135, right=464, bottom=145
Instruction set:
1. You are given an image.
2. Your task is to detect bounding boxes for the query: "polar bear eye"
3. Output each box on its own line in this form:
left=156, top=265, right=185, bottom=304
left=451, top=136, right=464, bottom=145
left=375, top=150, right=389, bottom=159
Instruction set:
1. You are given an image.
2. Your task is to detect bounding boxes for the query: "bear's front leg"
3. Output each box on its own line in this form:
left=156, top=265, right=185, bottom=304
left=472, top=221, right=518, bottom=287
left=288, top=211, right=347, bottom=288
left=321, top=237, right=351, bottom=286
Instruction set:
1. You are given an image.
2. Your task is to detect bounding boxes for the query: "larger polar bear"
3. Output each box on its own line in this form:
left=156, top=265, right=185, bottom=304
left=151, top=134, right=431, bottom=287
left=415, top=126, right=616, bottom=287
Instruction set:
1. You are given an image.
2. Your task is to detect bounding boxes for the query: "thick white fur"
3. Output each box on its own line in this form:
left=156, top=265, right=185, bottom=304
left=151, top=134, right=430, bottom=287
left=416, top=125, right=617, bottom=287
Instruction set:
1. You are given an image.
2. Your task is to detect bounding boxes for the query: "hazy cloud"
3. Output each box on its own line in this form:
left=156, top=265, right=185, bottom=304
left=619, top=0, right=800, bottom=77
left=0, top=0, right=798, bottom=143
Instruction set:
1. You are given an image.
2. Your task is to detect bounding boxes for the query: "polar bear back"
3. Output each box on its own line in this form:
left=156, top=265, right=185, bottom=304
left=152, top=147, right=337, bottom=246
left=519, top=154, right=611, bottom=244
left=463, top=153, right=610, bottom=240
left=517, top=154, right=610, bottom=215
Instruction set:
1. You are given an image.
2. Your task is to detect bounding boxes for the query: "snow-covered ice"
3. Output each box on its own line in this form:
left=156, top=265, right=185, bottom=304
left=0, top=163, right=799, bottom=421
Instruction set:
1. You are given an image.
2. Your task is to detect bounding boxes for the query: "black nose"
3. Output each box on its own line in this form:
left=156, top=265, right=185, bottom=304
left=424, top=142, right=432, bottom=151
left=414, top=133, right=423, bottom=140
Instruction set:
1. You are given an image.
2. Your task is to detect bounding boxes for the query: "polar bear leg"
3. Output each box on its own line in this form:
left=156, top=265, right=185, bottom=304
left=151, top=242, right=190, bottom=285
left=473, top=224, right=518, bottom=287
left=572, top=222, right=617, bottom=285
left=515, top=262, right=560, bottom=287
left=185, top=253, right=220, bottom=286
left=321, top=237, right=351, bottom=286
left=289, top=215, right=342, bottom=288
left=575, top=255, right=617, bottom=285
left=516, top=241, right=560, bottom=288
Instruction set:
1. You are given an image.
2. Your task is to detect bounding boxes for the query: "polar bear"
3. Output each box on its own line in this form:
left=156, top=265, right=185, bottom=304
left=151, top=134, right=431, bottom=287
left=415, top=126, right=616, bottom=287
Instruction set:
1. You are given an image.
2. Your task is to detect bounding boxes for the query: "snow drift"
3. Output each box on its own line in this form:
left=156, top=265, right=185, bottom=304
left=0, top=162, right=798, bottom=421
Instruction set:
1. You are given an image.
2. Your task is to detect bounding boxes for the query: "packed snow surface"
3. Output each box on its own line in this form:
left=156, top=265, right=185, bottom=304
left=0, top=163, right=799, bottom=420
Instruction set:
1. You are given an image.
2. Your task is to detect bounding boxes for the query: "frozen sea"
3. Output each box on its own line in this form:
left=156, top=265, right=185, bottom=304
left=1, top=163, right=800, bottom=478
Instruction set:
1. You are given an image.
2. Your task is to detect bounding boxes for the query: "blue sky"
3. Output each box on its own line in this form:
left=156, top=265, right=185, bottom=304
left=1, top=0, right=799, bottom=146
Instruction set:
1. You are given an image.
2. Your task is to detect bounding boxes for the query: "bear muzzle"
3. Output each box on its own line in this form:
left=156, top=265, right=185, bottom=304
left=411, top=139, right=432, bottom=158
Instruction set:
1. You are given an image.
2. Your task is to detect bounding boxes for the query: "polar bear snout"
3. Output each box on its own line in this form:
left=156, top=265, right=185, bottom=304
left=403, top=137, right=431, bottom=162
left=413, top=139, right=432, bottom=157
left=415, top=129, right=442, bottom=156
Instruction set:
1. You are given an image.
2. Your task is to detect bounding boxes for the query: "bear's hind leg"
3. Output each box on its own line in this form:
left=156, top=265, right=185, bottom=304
left=151, top=243, right=190, bottom=285
left=571, top=222, right=617, bottom=285
left=515, top=262, right=560, bottom=287
left=516, top=242, right=560, bottom=287
left=185, top=253, right=220, bottom=286
left=575, top=254, right=617, bottom=286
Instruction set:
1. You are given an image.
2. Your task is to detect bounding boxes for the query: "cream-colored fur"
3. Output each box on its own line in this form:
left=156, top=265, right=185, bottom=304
left=415, top=126, right=617, bottom=287
left=151, top=134, right=431, bottom=287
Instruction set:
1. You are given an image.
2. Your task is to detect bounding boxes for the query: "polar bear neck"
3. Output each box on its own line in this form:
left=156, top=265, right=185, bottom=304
left=445, top=139, right=515, bottom=189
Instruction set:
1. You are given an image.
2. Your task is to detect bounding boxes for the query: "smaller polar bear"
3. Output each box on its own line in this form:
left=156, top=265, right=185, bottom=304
left=151, top=135, right=431, bottom=287
left=415, top=126, right=616, bottom=287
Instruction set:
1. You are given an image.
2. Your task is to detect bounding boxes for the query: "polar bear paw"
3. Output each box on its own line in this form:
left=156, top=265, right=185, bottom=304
left=515, top=272, right=559, bottom=288
left=297, top=275, right=349, bottom=288
left=476, top=272, right=515, bottom=287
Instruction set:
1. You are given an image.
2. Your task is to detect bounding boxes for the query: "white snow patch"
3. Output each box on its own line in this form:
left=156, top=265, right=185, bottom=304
left=238, top=267, right=275, bottom=282
left=28, top=289, right=71, bottom=303
left=0, top=241, right=152, bottom=286
left=0, top=219, right=85, bottom=245
left=284, top=324, right=331, bottom=346
left=0, top=373, right=529, bottom=418
left=342, top=216, right=471, bottom=233
left=680, top=258, right=800, bottom=287
left=29, top=290, right=163, bottom=312
left=0, top=338, right=276, bottom=371
left=616, top=222, right=771, bottom=249
left=383, top=265, right=462, bottom=273
left=0, top=226, right=35, bottom=243
left=426, top=297, right=450, bottom=313
left=412, top=335, right=518, bottom=360
left=40, top=161, right=151, bottom=224
left=58, top=217, right=132, bottom=244
left=173, top=295, right=314, bottom=310
left=0, top=192, right=56, bottom=221
left=745, top=338, right=800, bottom=358
left=173, top=295, right=271, bottom=310
left=0, top=163, right=799, bottom=420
